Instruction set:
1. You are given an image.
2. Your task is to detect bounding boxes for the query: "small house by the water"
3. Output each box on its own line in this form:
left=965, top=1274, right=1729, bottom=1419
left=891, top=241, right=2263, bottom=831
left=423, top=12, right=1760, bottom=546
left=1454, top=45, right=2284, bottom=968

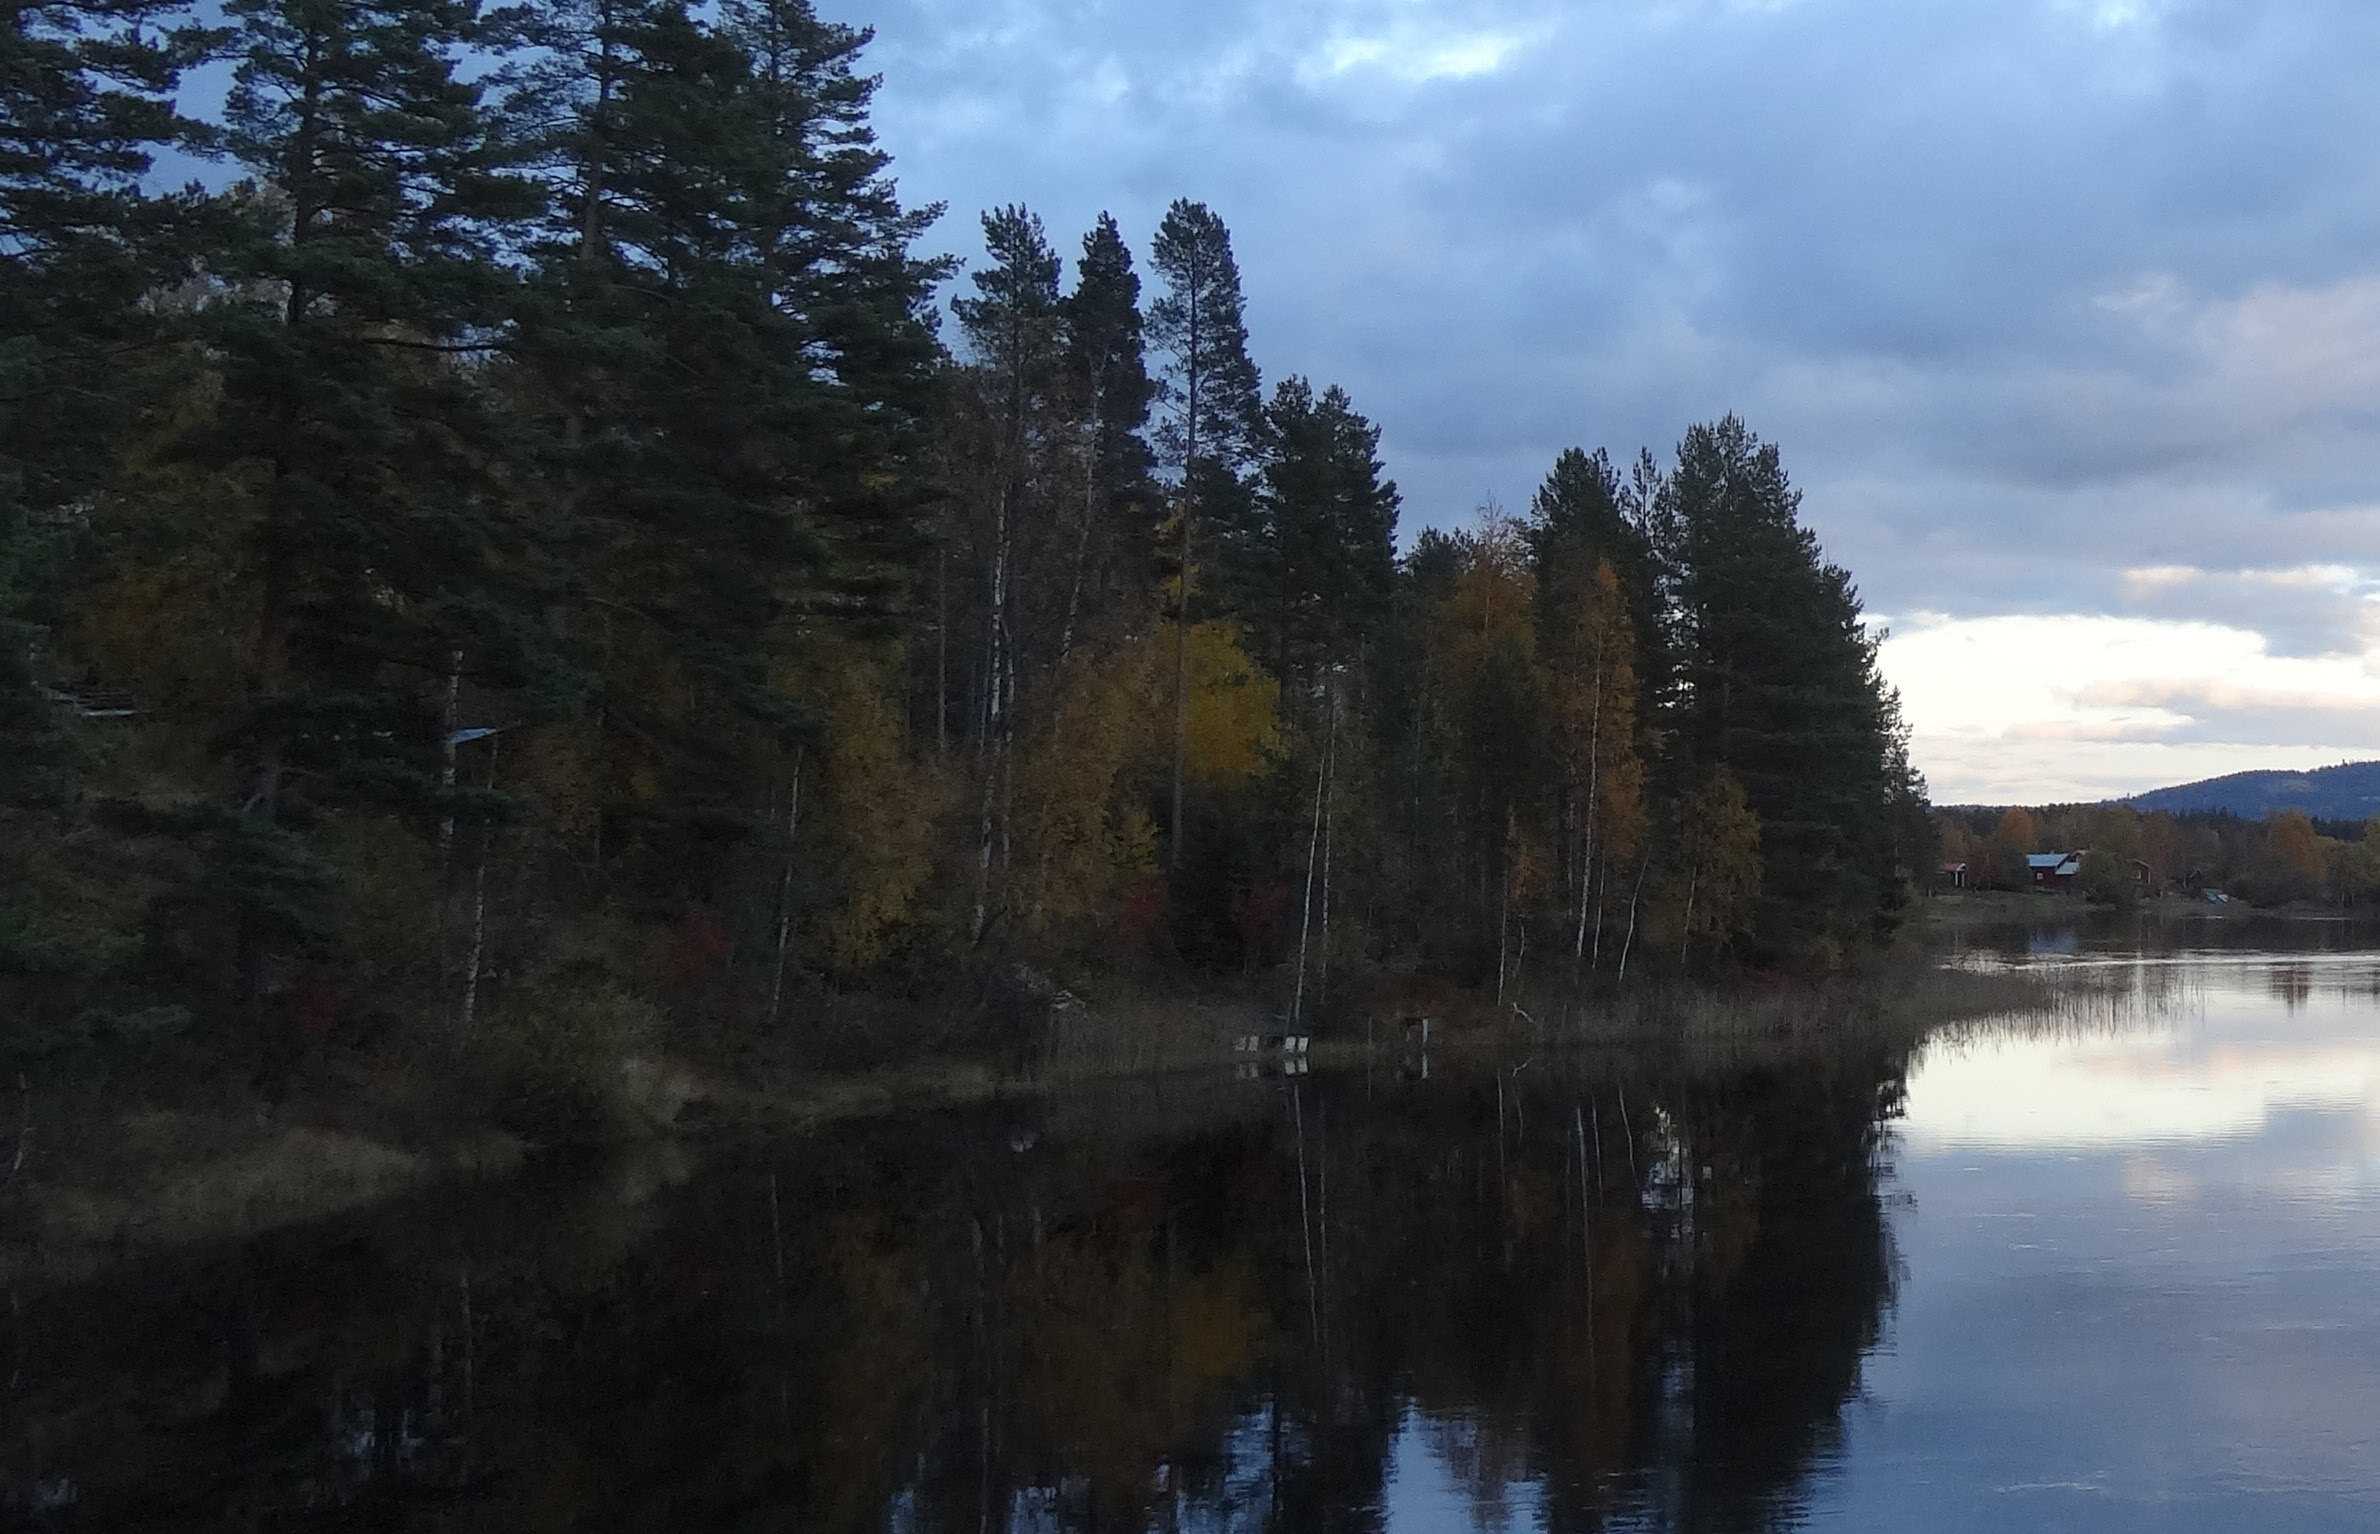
left=2027, top=852, right=2082, bottom=893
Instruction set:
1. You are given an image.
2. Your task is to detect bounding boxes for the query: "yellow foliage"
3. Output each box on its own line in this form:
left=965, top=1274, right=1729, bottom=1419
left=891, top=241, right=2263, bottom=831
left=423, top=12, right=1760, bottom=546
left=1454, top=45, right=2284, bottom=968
left=511, top=716, right=606, bottom=843
left=1180, top=621, right=1279, bottom=789
left=1011, top=646, right=1164, bottom=933
left=820, top=674, right=949, bottom=970
left=1549, top=561, right=1647, bottom=863
left=1656, top=767, right=1763, bottom=954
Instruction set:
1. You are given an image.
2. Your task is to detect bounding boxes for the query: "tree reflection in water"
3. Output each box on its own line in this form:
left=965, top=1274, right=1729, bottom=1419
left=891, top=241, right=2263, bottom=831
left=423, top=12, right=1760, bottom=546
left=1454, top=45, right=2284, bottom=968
left=4, top=1046, right=1911, bottom=1532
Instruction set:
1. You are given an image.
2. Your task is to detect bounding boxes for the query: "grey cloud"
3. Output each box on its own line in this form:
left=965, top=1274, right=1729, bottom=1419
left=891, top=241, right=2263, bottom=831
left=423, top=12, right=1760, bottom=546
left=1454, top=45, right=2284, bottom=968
left=2114, top=568, right=2380, bottom=659
left=838, top=0, right=2380, bottom=635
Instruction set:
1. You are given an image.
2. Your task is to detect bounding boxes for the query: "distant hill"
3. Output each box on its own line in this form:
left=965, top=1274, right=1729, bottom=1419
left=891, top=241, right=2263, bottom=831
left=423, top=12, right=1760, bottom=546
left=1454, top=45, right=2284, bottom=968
left=2126, top=760, right=2380, bottom=820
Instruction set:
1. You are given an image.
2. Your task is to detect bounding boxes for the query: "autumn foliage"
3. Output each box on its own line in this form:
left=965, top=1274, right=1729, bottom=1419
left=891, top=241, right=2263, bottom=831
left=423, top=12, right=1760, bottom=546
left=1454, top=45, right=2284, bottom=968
left=1, top=0, right=1929, bottom=1099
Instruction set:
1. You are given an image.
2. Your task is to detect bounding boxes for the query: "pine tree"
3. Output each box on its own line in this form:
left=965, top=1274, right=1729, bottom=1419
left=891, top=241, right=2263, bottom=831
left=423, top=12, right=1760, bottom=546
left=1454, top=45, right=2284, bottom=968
left=1146, top=198, right=1261, bottom=865
left=1056, top=212, right=1156, bottom=658
left=1242, top=377, right=1398, bottom=691
left=159, top=0, right=541, bottom=1037
left=1, top=0, right=208, bottom=795
left=1665, top=416, right=1898, bottom=965
left=951, top=204, right=1066, bottom=940
left=508, top=0, right=944, bottom=912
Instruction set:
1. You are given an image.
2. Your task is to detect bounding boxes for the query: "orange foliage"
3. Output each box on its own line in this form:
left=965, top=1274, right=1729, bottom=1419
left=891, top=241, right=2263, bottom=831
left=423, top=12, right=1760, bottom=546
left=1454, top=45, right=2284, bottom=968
left=2269, top=810, right=2326, bottom=878
left=1430, top=513, right=1534, bottom=686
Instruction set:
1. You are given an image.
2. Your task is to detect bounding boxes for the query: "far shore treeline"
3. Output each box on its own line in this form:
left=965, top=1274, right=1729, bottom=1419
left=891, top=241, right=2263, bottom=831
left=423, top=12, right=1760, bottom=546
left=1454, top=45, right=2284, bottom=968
left=1, top=0, right=1928, bottom=1096
left=1940, top=803, right=2380, bottom=909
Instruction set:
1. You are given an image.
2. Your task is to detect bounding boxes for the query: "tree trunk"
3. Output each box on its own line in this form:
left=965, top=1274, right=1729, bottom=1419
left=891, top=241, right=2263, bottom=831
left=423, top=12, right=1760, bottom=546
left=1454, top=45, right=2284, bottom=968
left=1169, top=488, right=1192, bottom=867
left=437, top=649, right=463, bottom=863
left=458, top=739, right=501, bottom=1035
left=1290, top=715, right=1328, bottom=1026
left=971, top=486, right=1012, bottom=944
left=1679, top=863, right=1698, bottom=968
left=1058, top=429, right=1096, bottom=665
left=1168, top=302, right=1202, bottom=869
left=1618, top=852, right=1650, bottom=983
left=1575, top=653, right=1603, bottom=964
left=935, top=548, right=949, bottom=757
left=234, top=527, right=290, bottom=1033
left=1317, top=695, right=1336, bottom=1010
left=768, top=748, right=803, bottom=1024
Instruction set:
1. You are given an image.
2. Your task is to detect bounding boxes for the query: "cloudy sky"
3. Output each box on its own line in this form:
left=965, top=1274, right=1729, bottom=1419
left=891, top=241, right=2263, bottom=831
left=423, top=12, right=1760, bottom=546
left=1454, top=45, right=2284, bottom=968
left=826, top=0, right=2380, bottom=805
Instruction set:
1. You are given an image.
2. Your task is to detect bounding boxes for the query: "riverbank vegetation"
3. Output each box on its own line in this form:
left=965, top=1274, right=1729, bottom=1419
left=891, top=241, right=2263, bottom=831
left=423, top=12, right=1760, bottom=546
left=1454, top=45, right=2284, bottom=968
left=3, top=0, right=1928, bottom=1139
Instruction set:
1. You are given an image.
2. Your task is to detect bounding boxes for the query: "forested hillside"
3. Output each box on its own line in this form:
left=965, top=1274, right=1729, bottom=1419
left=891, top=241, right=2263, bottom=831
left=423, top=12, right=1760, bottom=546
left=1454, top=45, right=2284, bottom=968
left=2126, top=761, right=2380, bottom=821
left=1, top=0, right=1928, bottom=1097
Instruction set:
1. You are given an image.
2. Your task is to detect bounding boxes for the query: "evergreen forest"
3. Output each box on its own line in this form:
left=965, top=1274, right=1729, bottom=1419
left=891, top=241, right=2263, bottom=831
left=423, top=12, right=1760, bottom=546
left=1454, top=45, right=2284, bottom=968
left=1, top=0, right=1931, bottom=1113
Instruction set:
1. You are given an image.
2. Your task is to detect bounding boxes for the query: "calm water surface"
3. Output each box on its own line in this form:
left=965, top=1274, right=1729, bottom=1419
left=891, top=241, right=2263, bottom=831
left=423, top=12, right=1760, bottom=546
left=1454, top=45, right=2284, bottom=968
left=1813, top=927, right=2380, bottom=1532
left=7, top=922, right=2379, bottom=1530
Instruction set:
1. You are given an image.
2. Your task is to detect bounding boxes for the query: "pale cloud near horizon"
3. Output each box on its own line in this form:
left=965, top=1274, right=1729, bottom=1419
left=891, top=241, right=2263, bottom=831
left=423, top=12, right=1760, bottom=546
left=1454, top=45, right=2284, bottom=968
left=834, top=0, right=2380, bottom=802
left=1879, top=591, right=2380, bottom=802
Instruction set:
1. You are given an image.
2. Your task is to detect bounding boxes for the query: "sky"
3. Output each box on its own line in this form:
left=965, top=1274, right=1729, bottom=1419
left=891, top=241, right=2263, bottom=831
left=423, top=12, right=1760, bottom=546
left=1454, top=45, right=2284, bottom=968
left=823, top=0, right=2380, bottom=805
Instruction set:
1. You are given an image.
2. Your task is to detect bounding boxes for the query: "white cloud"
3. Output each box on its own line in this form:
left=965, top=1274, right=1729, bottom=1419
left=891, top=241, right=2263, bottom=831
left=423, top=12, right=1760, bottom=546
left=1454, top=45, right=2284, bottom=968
left=1879, top=609, right=2380, bottom=801
left=1309, top=26, right=1531, bottom=84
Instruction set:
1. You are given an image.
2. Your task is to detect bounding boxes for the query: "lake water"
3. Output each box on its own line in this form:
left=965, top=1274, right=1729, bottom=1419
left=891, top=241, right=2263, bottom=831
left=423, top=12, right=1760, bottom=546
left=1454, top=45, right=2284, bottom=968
left=7, top=922, right=2380, bottom=1531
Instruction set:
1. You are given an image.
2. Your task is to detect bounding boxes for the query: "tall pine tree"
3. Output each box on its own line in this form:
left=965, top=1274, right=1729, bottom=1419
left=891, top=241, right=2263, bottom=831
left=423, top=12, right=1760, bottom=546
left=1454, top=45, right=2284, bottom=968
left=509, top=0, right=944, bottom=903
left=1146, top=198, right=1260, bottom=865
left=1, top=0, right=207, bottom=794
left=1055, top=212, right=1156, bottom=657
left=1665, top=416, right=1899, bottom=966
left=162, top=0, right=539, bottom=1037
left=950, top=204, right=1066, bottom=939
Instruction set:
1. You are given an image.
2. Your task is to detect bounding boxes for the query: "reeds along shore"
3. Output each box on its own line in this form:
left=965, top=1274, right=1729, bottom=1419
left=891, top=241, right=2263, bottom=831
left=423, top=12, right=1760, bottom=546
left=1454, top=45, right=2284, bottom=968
left=0, top=946, right=2062, bottom=1287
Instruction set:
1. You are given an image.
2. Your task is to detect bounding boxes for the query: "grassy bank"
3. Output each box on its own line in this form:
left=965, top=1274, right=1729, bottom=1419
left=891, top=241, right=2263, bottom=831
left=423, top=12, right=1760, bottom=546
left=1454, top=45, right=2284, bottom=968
left=1920, top=889, right=2084, bottom=926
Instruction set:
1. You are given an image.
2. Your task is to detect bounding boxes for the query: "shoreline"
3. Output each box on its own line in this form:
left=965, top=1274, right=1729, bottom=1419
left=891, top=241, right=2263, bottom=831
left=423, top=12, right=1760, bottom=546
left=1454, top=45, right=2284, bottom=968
left=0, top=950, right=2044, bottom=1289
left=1922, top=889, right=2365, bottom=926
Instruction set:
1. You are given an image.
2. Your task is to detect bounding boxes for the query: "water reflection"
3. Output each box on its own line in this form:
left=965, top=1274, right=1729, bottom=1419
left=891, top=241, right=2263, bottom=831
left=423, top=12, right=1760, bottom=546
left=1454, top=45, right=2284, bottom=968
left=1823, top=942, right=2380, bottom=1532
left=2, top=1046, right=1910, bottom=1532
left=14, top=936, right=2380, bottom=1531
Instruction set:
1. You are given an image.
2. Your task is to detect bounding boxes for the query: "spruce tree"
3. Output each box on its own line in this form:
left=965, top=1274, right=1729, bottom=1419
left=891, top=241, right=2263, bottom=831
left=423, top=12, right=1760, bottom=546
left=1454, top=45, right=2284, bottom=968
left=1146, top=198, right=1261, bottom=863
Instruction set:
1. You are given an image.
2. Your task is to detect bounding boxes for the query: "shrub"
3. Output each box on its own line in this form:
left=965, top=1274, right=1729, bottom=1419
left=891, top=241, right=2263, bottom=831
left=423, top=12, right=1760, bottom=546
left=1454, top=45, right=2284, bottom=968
left=469, top=960, right=664, bottom=1141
